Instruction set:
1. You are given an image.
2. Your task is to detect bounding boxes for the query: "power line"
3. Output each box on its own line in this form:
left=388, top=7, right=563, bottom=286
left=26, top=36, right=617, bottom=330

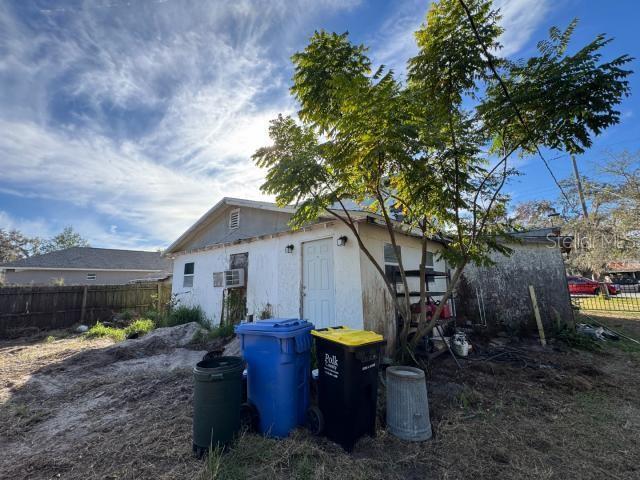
left=457, top=0, right=580, bottom=209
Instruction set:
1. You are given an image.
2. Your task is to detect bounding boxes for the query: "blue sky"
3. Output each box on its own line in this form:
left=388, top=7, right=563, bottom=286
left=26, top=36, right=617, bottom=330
left=0, top=0, right=638, bottom=250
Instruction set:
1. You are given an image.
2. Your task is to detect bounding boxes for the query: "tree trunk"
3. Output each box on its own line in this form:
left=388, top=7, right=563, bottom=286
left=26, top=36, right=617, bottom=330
left=409, top=261, right=467, bottom=350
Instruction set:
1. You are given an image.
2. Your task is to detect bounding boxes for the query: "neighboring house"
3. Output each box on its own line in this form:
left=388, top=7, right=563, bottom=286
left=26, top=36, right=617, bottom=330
left=165, top=197, right=449, bottom=347
left=456, top=228, right=574, bottom=333
left=0, top=247, right=172, bottom=286
left=605, top=260, right=640, bottom=280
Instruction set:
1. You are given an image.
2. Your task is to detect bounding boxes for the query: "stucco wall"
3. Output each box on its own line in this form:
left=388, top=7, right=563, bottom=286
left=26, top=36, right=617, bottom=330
left=457, top=241, right=573, bottom=333
left=357, top=223, right=447, bottom=349
left=171, top=222, right=364, bottom=328
left=2, top=269, right=161, bottom=286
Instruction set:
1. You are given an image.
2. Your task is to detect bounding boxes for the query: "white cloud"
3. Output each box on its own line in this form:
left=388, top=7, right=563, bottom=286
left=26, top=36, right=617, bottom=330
left=0, top=0, right=352, bottom=248
left=0, top=210, right=53, bottom=239
left=0, top=0, right=553, bottom=250
left=494, top=0, right=551, bottom=56
left=0, top=119, right=270, bottom=244
left=369, top=0, right=426, bottom=76
left=370, top=0, right=551, bottom=75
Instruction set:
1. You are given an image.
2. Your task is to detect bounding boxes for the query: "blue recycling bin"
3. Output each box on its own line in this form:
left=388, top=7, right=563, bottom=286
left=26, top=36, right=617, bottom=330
left=235, top=318, right=314, bottom=438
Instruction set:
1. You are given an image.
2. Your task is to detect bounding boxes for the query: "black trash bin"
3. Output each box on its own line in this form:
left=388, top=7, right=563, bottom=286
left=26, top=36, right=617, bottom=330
left=311, top=326, right=385, bottom=451
left=192, top=356, right=244, bottom=457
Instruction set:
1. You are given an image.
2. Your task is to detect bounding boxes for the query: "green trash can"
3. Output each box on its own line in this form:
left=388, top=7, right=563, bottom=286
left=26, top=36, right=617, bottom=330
left=192, top=356, right=244, bottom=456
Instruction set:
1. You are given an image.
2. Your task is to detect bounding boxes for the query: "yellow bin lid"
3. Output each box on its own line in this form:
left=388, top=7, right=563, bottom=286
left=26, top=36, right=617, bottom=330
left=311, top=327, right=384, bottom=347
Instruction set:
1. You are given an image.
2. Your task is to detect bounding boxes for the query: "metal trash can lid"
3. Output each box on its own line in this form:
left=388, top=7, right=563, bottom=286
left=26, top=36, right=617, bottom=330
left=386, top=366, right=425, bottom=381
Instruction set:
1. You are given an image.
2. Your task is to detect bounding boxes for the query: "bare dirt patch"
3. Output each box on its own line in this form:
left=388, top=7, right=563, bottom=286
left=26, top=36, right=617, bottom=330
left=1, top=316, right=639, bottom=480
left=0, top=322, right=215, bottom=480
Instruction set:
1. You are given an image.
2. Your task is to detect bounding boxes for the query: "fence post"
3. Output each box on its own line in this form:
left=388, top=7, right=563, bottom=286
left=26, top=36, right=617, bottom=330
left=80, top=286, right=88, bottom=324
left=529, top=285, right=547, bottom=346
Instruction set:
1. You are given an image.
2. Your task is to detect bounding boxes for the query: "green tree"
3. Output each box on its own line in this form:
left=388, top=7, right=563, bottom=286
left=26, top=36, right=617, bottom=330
left=511, top=200, right=558, bottom=229
left=254, top=0, right=632, bottom=354
left=513, top=151, right=640, bottom=278
left=0, top=229, right=35, bottom=263
left=38, top=226, right=90, bottom=254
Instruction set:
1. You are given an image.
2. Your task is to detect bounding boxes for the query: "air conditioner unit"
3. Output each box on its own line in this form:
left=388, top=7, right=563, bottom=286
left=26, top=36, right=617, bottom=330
left=224, top=268, right=245, bottom=288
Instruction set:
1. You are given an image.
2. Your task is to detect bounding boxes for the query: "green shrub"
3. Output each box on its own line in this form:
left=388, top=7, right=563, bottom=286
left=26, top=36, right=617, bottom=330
left=85, top=322, right=126, bottom=342
left=191, top=323, right=235, bottom=344
left=209, top=323, right=235, bottom=339
left=117, top=310, right=135, bottom=321
left=124, top=318, right=155, bottom=338
left=163, top=305, right=207, bottom=328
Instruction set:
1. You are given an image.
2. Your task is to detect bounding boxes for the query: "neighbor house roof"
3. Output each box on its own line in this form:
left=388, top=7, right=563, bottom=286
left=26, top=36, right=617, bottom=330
left=606, top=261, right=640, bottom=273
left=0, top=247, right=171, bottom=272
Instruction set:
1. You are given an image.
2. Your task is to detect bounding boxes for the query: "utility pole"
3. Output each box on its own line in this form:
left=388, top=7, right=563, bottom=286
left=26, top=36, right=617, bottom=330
left=571, top=155, right=589, bottom=220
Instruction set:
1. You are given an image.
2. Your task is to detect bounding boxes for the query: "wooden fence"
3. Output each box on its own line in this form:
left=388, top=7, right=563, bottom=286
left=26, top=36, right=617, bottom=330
left=0, top=282, right=172, bottom=338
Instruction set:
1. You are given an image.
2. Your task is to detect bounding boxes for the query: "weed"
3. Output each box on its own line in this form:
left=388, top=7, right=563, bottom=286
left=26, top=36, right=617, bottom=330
left=85, top=322, right=126, bottom=342
left=45, top=335, right=56, bottom=343
left=191, top=323, right=235, bottom=344
left=85, top=319, right=155, bottom=341
left=124, top=318, right=155, bottom=338
left=208, top=323, right=235, bottom=339
left=162, top=305, right=208, bottom=328
left=552, top=324, right=602, bottom=351
left=117, top=310, right=135, bottom=322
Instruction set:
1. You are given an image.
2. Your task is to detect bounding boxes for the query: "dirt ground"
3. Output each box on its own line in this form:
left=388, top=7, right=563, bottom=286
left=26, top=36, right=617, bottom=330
left=1, top=314, right=639, bottom=480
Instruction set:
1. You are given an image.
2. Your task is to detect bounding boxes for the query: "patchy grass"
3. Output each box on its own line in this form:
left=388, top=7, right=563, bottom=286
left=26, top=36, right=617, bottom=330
left=124, top=318, right=155, bottom=338
left=552, top=324, right=602, bottom=352
left=85, top=322, right=126, bottom=342
left=200, top=431, right=387, bottom=480
left=3, top=314, right=640, bottom=479
left=85, top=318, right=155, bottom=342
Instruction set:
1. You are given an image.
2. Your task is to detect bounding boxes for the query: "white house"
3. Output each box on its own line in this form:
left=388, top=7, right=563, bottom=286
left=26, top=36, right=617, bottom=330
left=165, top=198, right=448, bottom=346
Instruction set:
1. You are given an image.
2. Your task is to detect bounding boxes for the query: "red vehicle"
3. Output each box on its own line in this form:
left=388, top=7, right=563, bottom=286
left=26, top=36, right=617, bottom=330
left=567, top=276, right=619, bottom=296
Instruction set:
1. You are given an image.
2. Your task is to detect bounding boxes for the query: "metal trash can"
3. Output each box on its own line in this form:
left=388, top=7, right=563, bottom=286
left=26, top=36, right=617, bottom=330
left=192, top=356, right=244, bottom=456
left=235, top=318, right=314, bottom=438
left=311, top=326, right=385, bottom=451
left=386, top=366, right=432, bottom=441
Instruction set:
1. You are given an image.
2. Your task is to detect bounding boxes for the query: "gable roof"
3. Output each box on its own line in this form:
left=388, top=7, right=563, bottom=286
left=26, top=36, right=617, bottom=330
left=165, top=197, right=298, bottom=254
left=1, top=247, right=170, bottom=271
left=166, top=197, right=449, bottom=256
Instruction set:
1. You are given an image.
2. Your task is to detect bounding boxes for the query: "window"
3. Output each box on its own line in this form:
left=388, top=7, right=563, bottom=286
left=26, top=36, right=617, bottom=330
left=384, top=243, right=401, bottom=281
left=229, top=208, right=240, bottom=230
left=213, top=272, right=223, bottom=288
left=426, top=251, right=435, bottom=288
left=183, top=262, right=194, bottom=288
left=86, top=273, right=96, bottom=281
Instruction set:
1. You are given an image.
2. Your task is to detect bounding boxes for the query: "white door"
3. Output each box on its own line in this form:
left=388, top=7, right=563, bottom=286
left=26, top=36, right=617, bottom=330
left=302, top=238, right=336, bottom=328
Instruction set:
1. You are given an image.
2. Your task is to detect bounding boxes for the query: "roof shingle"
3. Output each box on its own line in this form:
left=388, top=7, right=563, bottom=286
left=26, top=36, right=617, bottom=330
left=0, top=247, right=170, bottom=271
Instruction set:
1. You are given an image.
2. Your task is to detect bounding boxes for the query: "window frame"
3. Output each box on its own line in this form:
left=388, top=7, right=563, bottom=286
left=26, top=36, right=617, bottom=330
left=383, top=243, right=401, bottom=282
left=183, top=262, right=195, bottom=288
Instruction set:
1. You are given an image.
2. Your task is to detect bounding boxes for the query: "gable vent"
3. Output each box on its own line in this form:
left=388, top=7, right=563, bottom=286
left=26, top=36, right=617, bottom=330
left=229, top=208, right=240, bottom=230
